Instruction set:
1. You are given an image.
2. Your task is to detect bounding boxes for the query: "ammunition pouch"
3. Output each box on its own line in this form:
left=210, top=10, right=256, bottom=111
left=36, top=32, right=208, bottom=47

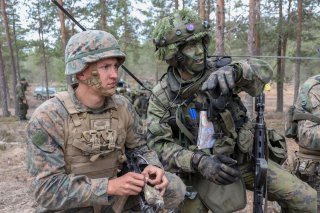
left=194, top=175, right=246, bottom=213
left=268, top=129, right=287, bottom=165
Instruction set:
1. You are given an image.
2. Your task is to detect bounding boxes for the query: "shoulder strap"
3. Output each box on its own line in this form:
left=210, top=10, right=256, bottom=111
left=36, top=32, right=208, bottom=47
left=293, top=112, right=320, bottom=124
left=55, top=91, right=79, bottom=115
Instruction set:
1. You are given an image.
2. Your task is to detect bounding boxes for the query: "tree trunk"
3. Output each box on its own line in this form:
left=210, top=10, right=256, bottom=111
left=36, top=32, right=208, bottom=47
left=199, top=0, right=205, bottom=19
left=215, top=0, right=225, bottom=55
left=12, top=7, right=21, bottom=81
left=245, top=0, right=257, bottom=118
left=1, top=0, right=18, bottom=116
left=56, top=0, right=72, bottom=85
left=37, top=1, right=49, bottom=99
left=99, top=0, right=107, bottom=31
left=0, top=37, right=10, bottom=117
left=174, top=0, right=179, bottom=9
left=206, top=0, right=211, bottom=21
left=255, top=0, right=261, bottom=56
left=276, top=0, right=283, bottom=112
left=293, top=0, right=302, bottom=103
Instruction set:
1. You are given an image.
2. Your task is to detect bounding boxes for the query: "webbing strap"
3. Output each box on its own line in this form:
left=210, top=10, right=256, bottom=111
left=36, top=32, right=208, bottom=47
left=293, top=112, right=320, bottom=124
left=175, top=105, right=195, bottom=142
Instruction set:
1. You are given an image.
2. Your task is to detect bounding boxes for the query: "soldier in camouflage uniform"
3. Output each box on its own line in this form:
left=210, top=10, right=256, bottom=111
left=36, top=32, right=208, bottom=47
left=147, top=9, right=316, bottom=213
left=26, top=30, right=186, bottom=212
left=284, top=74, right=320, bottom=209
left=16, top=80, right=28, bottom=120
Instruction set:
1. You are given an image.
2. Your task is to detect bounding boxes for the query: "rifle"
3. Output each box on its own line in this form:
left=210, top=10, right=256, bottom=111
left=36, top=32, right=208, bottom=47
left=253, top=93, right=268, bottom=213
left=125, top=152, right=164, bottom=213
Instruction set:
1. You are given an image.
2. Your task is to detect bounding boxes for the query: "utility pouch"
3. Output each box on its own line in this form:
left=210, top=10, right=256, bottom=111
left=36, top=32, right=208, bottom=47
left=285, top=105, right=298, bottom=139
left=268, top=129, right=287, bottom=164
left=194, top=175, right=246, bottom=213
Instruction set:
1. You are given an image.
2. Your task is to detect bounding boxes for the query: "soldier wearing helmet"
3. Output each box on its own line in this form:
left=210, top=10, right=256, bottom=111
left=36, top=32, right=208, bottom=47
left=26, top=30, right=185, bottom=212
left=147, top=9, right=316, bottom=212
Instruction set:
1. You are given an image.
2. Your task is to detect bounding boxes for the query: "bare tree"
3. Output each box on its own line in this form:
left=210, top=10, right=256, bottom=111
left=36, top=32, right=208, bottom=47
left=36, top=1, right=50, bottom=99
left=255, top=0, right=260, bottom=56
left=206, top=0, right=211, bottom=21
left=55, top=0, right=72, bottom=84
left=99, top=0, right=107, bottom=31
left=276, top=0, right=284, bottom=112
left=293, top=0, right=302, bottom=103
left=174, top=0, right=179, bottom=9
left=245, top=0, right=258, bottom=118
left=215, top=0, right=225, bottom=55
left=199, top=0, right=205, bottom=19
left=1, top=0, right=18, bottom=115
left=0, top=37, right=10, bottom=117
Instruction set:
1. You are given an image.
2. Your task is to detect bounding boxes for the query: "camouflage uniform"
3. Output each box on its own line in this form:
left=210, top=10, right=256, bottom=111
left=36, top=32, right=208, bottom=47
left=147, top=9, right=316, bottom=213
left=26, top=30, right=185, bottom=212
left=16, top=83, right=28, bottom=120
left=284, top=74, right=320, bottom=209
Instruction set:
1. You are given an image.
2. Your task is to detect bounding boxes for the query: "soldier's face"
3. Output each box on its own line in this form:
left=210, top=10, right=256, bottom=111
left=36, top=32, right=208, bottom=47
left=181, top=40, right=205, bottom=73
left=96, top=58, right=120, bottom=96
left=80, top=58, right=120, bottom=97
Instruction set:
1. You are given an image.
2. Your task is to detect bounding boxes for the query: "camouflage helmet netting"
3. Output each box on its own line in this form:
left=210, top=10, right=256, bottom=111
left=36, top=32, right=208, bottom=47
left=65, top=30, right=126, bottom=75
left=152, top=9, right=211, bottom=61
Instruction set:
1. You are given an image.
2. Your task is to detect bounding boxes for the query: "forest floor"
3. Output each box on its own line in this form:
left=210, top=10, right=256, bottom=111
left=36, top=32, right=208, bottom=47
left=0, top=83, right=298, bottom=213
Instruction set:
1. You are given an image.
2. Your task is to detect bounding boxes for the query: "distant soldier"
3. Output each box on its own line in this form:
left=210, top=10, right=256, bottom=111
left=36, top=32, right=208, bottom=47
left=133, top=90, right=149, bottom=119
left=16, top=81, right=28, bottom=121
left=20, top=77, right=29, bottom=93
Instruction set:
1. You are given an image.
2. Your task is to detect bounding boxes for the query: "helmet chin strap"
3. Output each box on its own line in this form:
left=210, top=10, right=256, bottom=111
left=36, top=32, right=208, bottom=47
left=79, top=63, right=103, bottom=89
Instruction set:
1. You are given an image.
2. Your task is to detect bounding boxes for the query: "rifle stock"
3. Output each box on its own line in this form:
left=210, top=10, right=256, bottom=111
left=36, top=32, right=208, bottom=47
left=253, top=93, right=268, bottom=213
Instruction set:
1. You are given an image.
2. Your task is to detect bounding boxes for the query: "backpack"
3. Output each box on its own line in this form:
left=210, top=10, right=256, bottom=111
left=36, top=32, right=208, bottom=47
left=285, top=75, right=320, bottom=139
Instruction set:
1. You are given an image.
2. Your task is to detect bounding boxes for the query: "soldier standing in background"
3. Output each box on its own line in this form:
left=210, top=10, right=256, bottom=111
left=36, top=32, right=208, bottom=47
left=147, top=9, right=316, bottom=212
left=26, top=30, right=185, bottom=212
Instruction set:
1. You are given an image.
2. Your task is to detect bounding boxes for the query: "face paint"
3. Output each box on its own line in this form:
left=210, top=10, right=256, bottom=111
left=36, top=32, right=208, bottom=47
left=181, top=40, right=205, bottom=73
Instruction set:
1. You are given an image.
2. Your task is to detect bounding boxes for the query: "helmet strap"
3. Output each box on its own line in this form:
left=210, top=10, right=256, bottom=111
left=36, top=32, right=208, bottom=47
left=79, top=63, right=103, bottom=89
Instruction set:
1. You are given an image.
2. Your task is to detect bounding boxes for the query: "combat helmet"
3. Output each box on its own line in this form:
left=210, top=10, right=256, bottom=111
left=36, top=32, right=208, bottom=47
left=65, top=30, right=126, bottom=75
left=152, top=9, right=211, bottom=61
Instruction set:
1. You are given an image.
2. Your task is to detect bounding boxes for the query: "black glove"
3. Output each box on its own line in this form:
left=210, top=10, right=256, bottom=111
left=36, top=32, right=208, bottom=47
left=192, top=151, right=240, bottom=185
left=201, top=66, right=240, bottom=97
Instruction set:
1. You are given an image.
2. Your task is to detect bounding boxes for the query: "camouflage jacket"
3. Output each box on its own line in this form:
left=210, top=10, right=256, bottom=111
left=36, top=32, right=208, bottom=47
left=296, top=75, right=320, bottom=150
left=147, top=58, right=272, bottom=173
left=16, top=84, right=26, bottom=102
left=26, top=86, right=162, bottom=211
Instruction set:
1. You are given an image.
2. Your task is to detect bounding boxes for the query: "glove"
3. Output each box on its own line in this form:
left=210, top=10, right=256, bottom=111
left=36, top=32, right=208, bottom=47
left=192, top=151, right=240, bottom=185
left=201, top=66, right=240, bottom=97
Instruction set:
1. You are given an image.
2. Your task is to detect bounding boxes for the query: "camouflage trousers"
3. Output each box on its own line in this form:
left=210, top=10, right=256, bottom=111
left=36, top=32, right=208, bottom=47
left=18, top=102, right=28, bottom=120
left=176, top=160, right=317, bottom=213
left=283, top=151, right=320, bottom=211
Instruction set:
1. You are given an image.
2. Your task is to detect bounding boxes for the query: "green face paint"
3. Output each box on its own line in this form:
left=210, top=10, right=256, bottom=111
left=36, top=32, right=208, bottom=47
left=181, top=40, right=205, bottom=73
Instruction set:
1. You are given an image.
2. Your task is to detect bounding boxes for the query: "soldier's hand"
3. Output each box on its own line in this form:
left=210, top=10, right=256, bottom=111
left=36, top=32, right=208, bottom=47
left=142, top=165, right=168, bottom=196
left=108, top=172, right=146, bottom=196
left=201, top=66, right=236, bottom=97
left=192, top=152, right=240, bottom=185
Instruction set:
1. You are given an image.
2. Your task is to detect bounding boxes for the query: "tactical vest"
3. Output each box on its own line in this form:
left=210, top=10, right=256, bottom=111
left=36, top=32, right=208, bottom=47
left=56, top=92, right=127, bottom=179
left=154, top=68, right=249, bottom=156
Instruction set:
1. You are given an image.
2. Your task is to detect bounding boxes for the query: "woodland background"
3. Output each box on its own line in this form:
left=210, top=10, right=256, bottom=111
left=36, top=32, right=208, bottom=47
left=0, top=0, right=320, bottom=117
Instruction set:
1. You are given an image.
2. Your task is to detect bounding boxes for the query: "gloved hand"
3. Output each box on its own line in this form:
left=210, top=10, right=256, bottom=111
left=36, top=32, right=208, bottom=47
left=192, top=151, right=240, bottom=185
left=201, top=66, right=240, bottom=97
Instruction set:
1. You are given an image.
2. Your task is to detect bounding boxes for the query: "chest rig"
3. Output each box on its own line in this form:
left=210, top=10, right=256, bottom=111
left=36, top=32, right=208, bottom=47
left=56, top=92, right=127, bottom=179
left=158, top=68, right=248, bottom=154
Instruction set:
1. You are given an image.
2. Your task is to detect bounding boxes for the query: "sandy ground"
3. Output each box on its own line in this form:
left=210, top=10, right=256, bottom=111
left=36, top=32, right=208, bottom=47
left=0, top=83, right=298, bottom=212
